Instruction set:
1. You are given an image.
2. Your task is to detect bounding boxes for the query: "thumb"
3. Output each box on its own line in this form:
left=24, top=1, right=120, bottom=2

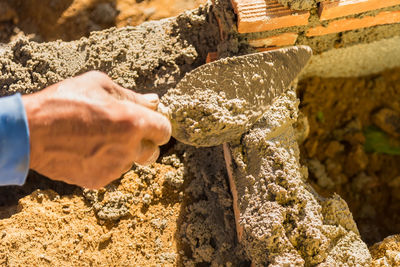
left=140, top=93, right=160, bottom=110
left=112, top=82, right=160, bottom=110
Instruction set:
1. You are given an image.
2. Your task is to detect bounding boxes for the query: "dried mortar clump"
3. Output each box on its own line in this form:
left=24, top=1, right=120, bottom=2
left=161, top=154, right=185, bottom=188
left=229, top=89, right=371, bottom=266
left=370, top=235, right=400, bottom=266
left=83, top=188, right=132, bottom=221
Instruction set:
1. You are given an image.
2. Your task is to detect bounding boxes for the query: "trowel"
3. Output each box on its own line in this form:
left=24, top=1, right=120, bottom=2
left=158, top=45, right=312, bottom=147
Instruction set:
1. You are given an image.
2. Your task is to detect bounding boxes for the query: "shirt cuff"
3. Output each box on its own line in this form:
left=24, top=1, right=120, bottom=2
left=0, top=93, right=30, bottom=186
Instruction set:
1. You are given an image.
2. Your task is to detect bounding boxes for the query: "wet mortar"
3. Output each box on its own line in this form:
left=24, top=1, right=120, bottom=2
left=160, top=46, right=312, bottom=147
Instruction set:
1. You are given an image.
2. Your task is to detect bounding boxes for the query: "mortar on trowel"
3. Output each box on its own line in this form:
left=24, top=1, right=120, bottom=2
left=158, top=45, right=312, bottom=147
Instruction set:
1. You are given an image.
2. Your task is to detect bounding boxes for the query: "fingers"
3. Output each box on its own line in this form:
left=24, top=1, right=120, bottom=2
left=78, top=71, right=160, bottom=110
left=122, top=103, right=171, bottom=165
left=111, top=81, right=160, bottom=111
left=134, top=140, right=160, bottom=166
left=129, top=103, right=172, bottom=146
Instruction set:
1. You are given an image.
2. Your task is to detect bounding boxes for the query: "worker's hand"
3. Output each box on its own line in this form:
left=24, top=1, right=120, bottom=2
left=22, top=71, right=171, bottom=189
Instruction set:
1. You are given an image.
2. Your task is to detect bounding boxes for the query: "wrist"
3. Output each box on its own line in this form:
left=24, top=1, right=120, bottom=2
left=22, top=93, right=43, bottom=171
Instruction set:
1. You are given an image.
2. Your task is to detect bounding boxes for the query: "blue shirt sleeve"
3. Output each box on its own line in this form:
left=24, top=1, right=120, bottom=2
left=0, top=93, right=30, bottom=186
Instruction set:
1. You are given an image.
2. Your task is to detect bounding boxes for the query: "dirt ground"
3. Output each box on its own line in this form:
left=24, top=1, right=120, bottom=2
left=298, top=68, right=400, bottom=246
left=0, top=143, right=247, bottom=266
left=2, top=0, right=400, bottom=265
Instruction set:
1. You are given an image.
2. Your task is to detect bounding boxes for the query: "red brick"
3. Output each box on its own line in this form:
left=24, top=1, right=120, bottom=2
left=248, top=32, right=298, bottom=47
left=307, top=10, right=400, bottom=37
left=206, top=52, right=219, bottom=63
left=231, top=0, right=310, bottom=33
left=257, top=47, right=280, bottom=52
left=319, top=0, right=400, bottom=21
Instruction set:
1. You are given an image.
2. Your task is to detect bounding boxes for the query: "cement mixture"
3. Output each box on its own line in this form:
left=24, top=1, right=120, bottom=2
left=228, top=89, right=371, bottom=266
left=277, top=0, right=322, bottom=11
left=160, top=46, right=311, bottom=147
left=0, top=6, right=222, bottom=97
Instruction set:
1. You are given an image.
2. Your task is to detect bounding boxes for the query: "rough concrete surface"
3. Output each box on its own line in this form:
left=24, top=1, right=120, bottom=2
left=0, top=6, right=221, bottom=97
left=228, top=89, right=371, bottom=266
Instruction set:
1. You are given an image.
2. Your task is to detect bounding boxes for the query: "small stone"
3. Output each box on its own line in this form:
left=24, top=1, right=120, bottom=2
left=142, top=194, right=152, bottom=205
left=62, top=205, right=70, bottom=214
left=36, top=193, right=44, bottom=202
left=129, top=219, right=138, bottom=228
left=90, top=3, right=118, bottom=25
left=345, top=145, right=368, bottom=176
left=99, top=232, right=113, bottom=244
left=324, top=140, right=344, bottom=158
left=151, top=218, right=168, bottom=230
left=308, top=159, right=334, bottom=189
left=38, top=254, right=51, bottom=262
left=92, top=191, right=132, bottom=221
left=373, top=108, right=400, bottom=137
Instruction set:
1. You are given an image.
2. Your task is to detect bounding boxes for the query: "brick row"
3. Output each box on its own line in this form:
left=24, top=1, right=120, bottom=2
left=319, top=0, right=400, bottom=21
left=307, top=10, right=400, bottom=36
left=231, top=0, right=310, bottom=33
left=248, top=32, right=298, bottom=47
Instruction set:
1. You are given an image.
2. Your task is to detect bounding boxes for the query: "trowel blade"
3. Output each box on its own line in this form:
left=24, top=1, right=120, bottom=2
left=160, top=45, right=313, bottom=147
left=175, top=45, right=312, bottom=108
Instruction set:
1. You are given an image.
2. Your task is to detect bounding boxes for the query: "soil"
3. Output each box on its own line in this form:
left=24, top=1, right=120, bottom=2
left=298, top=67, right=400, bottom=246
left=0, top=150, right=247, bottom=265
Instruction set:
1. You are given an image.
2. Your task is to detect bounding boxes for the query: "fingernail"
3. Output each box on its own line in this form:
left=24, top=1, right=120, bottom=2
left=143, top=93, right=159, bottom=104
left=148, top=148, right=160, bottom=165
